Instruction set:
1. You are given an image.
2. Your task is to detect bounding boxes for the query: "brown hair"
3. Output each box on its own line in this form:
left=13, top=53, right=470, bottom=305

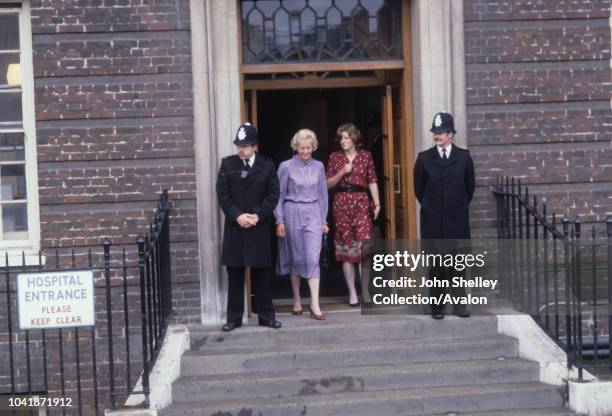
left=335, top=123, right=363, bottom=148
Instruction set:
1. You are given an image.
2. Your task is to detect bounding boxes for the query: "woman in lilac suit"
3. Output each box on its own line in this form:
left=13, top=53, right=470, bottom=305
left=275, top=129, right=329, bottom=320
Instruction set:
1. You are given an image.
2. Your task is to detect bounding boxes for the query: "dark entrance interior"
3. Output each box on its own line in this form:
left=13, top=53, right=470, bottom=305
left=255, top=88, right=385, bottom=299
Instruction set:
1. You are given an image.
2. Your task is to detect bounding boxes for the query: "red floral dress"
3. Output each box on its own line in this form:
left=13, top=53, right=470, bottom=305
left=326, top=150, right=377, bottom=263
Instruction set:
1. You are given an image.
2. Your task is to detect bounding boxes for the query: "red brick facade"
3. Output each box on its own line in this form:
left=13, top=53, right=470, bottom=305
left=464, top=0, right=612, bottom=237
left=30, top=0, right=200, bottom=322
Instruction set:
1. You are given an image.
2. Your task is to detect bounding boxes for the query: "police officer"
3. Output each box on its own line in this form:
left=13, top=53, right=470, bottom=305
left=216, top=123, right=281, bottom=331
left=413, top=112, right=475, bottom=319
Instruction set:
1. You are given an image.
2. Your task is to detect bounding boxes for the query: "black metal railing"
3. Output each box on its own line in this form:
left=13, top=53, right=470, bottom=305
left=0, top=190, right=172, bottom=414
left=493, top=176, right=611, bottom=381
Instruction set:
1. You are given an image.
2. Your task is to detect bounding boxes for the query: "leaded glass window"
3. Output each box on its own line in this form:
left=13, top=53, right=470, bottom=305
left=241, top=0, right=402, bottom=65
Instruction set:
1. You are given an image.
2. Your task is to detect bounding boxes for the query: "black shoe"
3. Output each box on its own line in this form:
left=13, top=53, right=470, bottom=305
left=454, top=308, right=470, bottom=318
left=431, top=312, right=444, bottom=320
left=259, top=320, right=282, bottom=329
left=222, top=322, right=241, bottom=332
left=348, top=301, right=360, bottom=307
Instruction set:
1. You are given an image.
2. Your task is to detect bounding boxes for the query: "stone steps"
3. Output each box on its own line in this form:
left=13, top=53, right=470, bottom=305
left=172, top=358, right=537, bottom=403
left=161, top=382, right=565, bottom=416
left=180, top=334, right=519, bottom=376
left=160, top=311, right=572, bottom=415
left=188, top=314, right=499, bottom=350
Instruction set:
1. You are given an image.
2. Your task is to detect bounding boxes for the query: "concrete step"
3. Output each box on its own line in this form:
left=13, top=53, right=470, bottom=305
left=172, top=358, right=538, bottom=403
left=189, top=314, right=499, bottom=350
left=160, top=382, right=564, bottom=416
left=443, top=409, right=575, bottom=415
left=180, top=334, right=518, bottom=376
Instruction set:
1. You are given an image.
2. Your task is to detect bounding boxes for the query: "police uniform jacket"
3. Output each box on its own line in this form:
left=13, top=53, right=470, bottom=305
left=216, top=154, right=280, bottom=268
left=413, top=144, right=475, bottom=239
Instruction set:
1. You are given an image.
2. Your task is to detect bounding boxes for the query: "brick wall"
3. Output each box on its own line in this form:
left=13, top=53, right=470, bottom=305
left=30, top=0, right=199, bottom=322
left=0, top=1, right=200, bottom=410
left=464, top=0, right=612, bottom=237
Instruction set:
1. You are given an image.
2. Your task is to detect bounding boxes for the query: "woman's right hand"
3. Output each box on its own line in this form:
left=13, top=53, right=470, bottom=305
left=276, top=223, right=285, bottom=238
left=341, top=163, right=353, bottom=175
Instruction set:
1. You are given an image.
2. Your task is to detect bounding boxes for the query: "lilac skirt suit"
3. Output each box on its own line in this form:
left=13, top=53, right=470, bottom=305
left=274, top=155, right=328, bottom=278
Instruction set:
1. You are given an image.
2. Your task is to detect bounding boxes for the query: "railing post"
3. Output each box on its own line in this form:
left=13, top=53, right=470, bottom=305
left=562, top=216, right=572, bottom=367
left=591, top=226, right=598, bottom=364
left=543, top=203, right=549, bottom=331
left=137, top=235, right=151, bottom=408
left=518, top=179, right=525, bottom=308
left=503, top=177, right=511, bottom=298
left=525, top=187, right=532, bottom=315
left=607, top=216, right=612, bottom=373
left=511, top=177, right=517, bottom=302
left=122, top=247, right=132, bottom=392
left=574, top=217, right=583, bottom=381
left=552, top=213, right=560, bottom=339
left=102, top=238, right=116, bottom=409
left=533, top=195, right=540, bottom=322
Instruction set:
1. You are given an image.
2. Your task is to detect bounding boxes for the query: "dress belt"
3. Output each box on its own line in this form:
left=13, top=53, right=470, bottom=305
left=336, top=186, right=368, bottom=193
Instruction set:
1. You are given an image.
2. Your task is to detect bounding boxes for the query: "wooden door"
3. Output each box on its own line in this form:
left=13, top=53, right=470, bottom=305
left=381, top=84, right=411, bottom=239
left=381, top=85, right=396, bottom=239
left=243, top=89, right=258, bottom=128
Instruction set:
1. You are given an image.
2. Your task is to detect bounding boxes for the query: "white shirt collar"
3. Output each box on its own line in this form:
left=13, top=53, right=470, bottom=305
left=437, top=144, right=452, bottom=159
left=244, top=154, right=256, bottom=167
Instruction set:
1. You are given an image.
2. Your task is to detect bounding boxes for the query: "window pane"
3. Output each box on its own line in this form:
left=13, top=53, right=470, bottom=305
left=0, top=91, right=22, bottom=123
left=1, top=164, right=26, bottom=200
left=2, top=202, right=28, bottom=240
left=241, top=0, right=402, bottom=64
left=0, top=132, right=24, bottom=161
left=0, top=54, right=20, bottom=86
left=0, top=14, right=19, bottom=50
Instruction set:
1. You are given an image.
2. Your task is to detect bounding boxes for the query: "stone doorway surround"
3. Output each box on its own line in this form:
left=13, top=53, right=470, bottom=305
left=190, top=0, right=468, bottom=324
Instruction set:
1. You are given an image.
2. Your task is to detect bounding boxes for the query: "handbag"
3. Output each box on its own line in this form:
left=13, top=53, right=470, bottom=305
left=320, top=232, right=330, bottom=269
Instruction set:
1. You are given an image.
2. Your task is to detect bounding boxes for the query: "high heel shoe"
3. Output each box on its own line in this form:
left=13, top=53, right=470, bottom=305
left=292, top=308, right=303, bottom=315
left=309, top=307, right=325, bottom=320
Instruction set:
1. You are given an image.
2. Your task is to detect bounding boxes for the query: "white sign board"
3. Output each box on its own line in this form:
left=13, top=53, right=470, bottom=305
left=17, top=270, right=95, bottom=330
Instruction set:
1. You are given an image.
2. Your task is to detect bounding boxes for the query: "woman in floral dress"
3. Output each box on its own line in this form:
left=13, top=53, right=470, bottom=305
left=326, top=123, right=381, bottom=306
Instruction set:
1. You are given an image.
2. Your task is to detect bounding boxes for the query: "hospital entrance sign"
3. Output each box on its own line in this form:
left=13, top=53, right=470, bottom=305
left=17, top=270, right=95, bottom=330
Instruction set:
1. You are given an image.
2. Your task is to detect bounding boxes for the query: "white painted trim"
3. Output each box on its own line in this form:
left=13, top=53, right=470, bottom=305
left=569, top=381, right=612, bottom=416
left=116, top=324, right=190, bottom=414
left=497, top=314, right=595, bottom=386
left=0, top=1, right=41, bottom=251
left=449, top=0, right=468, bottom=147
left=190, top=0, right=243, bottom=325
left=20, top=1, right=41, bottom=252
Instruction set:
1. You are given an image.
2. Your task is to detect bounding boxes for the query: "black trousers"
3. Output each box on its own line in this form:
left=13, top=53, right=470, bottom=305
left=226, top=266, right=276, bottom=325
left=428, top=264, right=467, bottom=314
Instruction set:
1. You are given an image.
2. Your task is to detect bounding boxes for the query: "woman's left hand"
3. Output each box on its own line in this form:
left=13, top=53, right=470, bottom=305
left=373, top=205, right=381, bottom=220
left=322, top=224, right=329, bottom=234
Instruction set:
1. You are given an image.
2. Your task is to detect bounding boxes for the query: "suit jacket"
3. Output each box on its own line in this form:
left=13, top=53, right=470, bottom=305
left=216, top=154, right=280, bottom=267
left=413, top=144, right=475, bottom=239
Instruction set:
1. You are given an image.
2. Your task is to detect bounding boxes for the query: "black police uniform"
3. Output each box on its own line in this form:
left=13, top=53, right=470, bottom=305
left=413, top=112, right=475, bottom=318
left=216, top=123, right=281, bottom=330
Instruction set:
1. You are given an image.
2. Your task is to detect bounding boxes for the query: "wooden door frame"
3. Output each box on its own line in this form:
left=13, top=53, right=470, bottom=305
left=237, top=0, right=416, bottom=240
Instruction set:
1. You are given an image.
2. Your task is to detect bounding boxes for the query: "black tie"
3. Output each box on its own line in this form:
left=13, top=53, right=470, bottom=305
left=244, top=160, right=251, bottom=170
left=442, top=148, right=448, bottom=160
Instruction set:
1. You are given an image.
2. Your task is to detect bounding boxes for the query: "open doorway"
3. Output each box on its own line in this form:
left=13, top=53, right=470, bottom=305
left=254, top=88, right=388, bottom=299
